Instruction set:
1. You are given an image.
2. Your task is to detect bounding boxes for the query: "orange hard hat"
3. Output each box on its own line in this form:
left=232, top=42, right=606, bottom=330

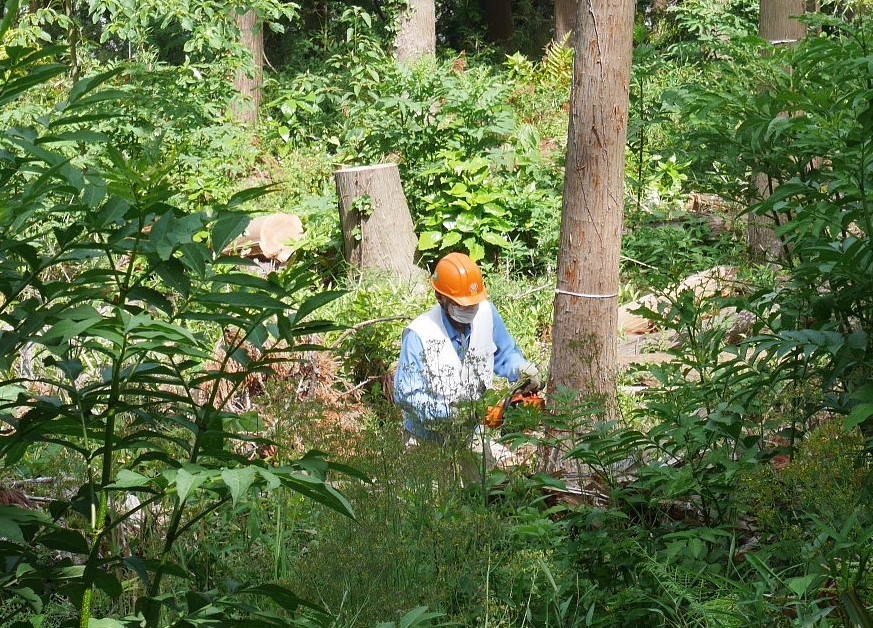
left=431, top=252, right=488, bottom=306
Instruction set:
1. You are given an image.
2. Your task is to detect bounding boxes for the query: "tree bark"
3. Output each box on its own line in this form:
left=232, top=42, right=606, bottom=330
left=548, top=0, right=634, bottom=466
left=554, top=0, right=575, bottom=44
left=750, top=0, right=807, bottom=261
left=759, top=0, right=807, bottom=44
left=232, top=9, right=263, bottom=126
left=335, top=164, right=425, bottom=282
left=395, top=0, right=436, bottom=62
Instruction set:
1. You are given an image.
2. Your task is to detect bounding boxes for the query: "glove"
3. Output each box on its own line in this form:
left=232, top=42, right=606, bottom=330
left=518, top=361, right=542, bottom=393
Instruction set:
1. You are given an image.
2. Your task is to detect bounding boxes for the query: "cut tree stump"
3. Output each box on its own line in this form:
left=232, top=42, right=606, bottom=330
left=335, top=163, right=426, bottom=282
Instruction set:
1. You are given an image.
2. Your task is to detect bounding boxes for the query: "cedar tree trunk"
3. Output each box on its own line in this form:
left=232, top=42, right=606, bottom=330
left=555, top=0, right=574, bottom=44
left=396, top=0, right=436, bottom=62
left=548, top=0, right=634, bottom=467
left=233, top=9, right=263, bottom=126
left=750, top=0, right=807, bottom=260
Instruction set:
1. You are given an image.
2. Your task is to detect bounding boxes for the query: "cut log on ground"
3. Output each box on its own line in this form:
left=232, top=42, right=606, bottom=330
left=229, top=213, right=304, bottom=265
left=335, top=163, right=427, bottom=282
left=617, top=266, right=744, bottom=369
left=618, top=266, right=740, bottom=337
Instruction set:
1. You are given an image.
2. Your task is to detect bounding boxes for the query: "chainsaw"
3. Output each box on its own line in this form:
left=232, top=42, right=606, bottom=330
left=484, top=382, right=545, bottom=429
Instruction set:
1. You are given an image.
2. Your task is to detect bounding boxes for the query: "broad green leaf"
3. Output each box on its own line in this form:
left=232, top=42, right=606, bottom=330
left=471, top=191, right=499, bottom=204
left=0, top=506, right=53, bottom=543
left=39, top=528, right=89, bottom=554
left=221, top=467, right=257, bottom=505
left=454, top=213, right=478, bottom=233
left=323, top=459, right=372, bottom=483
left=787, top=574, right=817, bottom=597
left=0, top=0, right=21, bottom=40
left=9, top=137, right=85, bottom=190
left=10, top=585, right=41, bottom=613
left=45, top=565, right=85, bottom=580
left=82, top=172, right=108, bottom=209
left=90, top=569, right=122, bottom=599
left=123, top=556, right=188, bottom=584
left=296, top=450, right=330, bottom=477
left=290, top=290, right=345, bottom=326
left=154, top=258, right=191, bottom=299
left=226, top=184, right=277, bottom=208
left=174, top=468, right=208, bottom=503
left=199, top=291, right=286, bottom=310
left=448, top=182, right=468, bottom=196
left=242, top=583, right=305, bottom=611
left=482, top=202, right=507, bottom=216
left=149, top=212, right=202, bottom=261
left=464, top=238, right=485, bottom=261
left=211, top=213, right=249, bottom=254
left=398, top=606, right=446, bottom=628
left=844, top=403, right=873, bottom=430
left=418, top=231, right=442, bottom=251
left=213, top=272, right=286, bottom=293
left=179, top=243, right=210, bottom=277
left=88, top=618, right=126, bottom=627
left=58, top=90, right=127, bottom=111
left=0, top=384, right=28, bottom=402
left=126, top=286, right=174, bottom=316
left=257, top=468, right=282, bottom=490
left=481, top=231, right=509, bottom=248
left=0, top=63, right=67, bottom=108
left=37, top=130, right=110, bottom=144
left=65, top=67, right=123, bottom=106
left=281, top=472, right=354, bottom=519
left=441, top=231, right=462, bottom=248
left=107, top=470, right=151, bottom=489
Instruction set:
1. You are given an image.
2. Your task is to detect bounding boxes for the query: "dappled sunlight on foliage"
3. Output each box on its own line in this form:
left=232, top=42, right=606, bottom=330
left=1, top=0, right=872, bottom=624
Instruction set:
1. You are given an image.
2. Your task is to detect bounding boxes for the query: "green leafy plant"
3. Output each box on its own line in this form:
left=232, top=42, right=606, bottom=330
left=0, top=26, right=361, bottom=627
left=660, top=0, right=758, bottom=62
left=417, top=152, right=513, bottom=261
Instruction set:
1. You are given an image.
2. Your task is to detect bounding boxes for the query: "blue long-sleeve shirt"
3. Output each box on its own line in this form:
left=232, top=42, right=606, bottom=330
left=394, top=301, right=527, bottom=439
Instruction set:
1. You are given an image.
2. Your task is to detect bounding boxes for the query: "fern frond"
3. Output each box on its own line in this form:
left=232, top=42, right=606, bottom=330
left=633, top=541, right=746, bottom=627
left=540, top=39, right=573, bottom=87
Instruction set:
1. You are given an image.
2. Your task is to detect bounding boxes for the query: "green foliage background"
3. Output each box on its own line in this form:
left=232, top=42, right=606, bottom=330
left=0, top=0, right=871, bottom=625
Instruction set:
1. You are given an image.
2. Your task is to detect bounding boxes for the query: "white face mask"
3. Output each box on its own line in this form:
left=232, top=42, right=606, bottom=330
left=447, top=302, right=479, bottom=325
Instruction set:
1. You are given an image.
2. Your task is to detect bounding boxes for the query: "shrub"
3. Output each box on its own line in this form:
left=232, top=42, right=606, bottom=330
left=0, top=31, right=359, bottom=627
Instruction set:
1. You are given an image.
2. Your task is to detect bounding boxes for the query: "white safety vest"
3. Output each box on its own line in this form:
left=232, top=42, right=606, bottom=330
left=407, top=303, right=496, bottom=409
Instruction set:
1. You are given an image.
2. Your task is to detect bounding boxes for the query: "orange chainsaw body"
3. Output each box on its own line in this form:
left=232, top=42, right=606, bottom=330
left=484, top=391, right=545, bottom=429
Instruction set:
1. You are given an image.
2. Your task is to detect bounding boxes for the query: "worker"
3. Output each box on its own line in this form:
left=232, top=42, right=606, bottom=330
left=394, top=252, right=542, bottom=446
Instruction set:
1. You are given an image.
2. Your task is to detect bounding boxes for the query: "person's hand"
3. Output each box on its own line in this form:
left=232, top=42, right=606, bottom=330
left=519, top=361, right=542, bottom=393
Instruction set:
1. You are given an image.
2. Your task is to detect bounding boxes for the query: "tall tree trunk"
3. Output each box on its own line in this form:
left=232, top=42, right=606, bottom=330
left=232, top=9, right=263, bottom=127
left=395, top=0, right=436, bottom=62
left=548, top=0, right=634, bottom=469
left=759, top=0, right=806, bottom=44
left=750, top=0, right=807, bottom=261
left=481, top=0, right=514, bottom=46
left=554, top=0, right=574, bottom=44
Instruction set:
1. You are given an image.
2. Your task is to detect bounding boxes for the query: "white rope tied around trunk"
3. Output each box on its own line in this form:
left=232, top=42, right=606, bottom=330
left=555, top=288, right=619, bottom=299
